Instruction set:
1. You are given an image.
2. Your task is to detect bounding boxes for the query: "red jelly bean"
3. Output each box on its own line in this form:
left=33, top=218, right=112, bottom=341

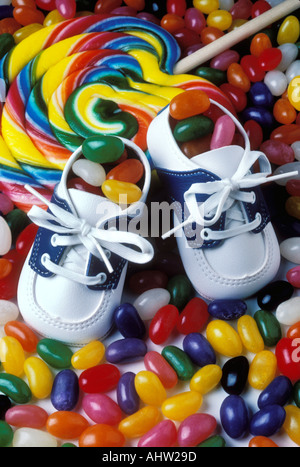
left=0, top=18, right=21, bottom=35
left=124, top=0, right=145, bottom=11
left=260, top=140, right=295, bottom=165
left=230, top=0, right=252, bottom=20
left=167, top=0, right=187, bottom=17
left=244, top=120, right=263, bottom=150
left=286, top=179, right=300, bottom=197
left=271, top=124, right=300, bottom=145
left=275, top=338, right=300, bottom=381
left=13, top=6, right=45, bottom=26
left=79, top=364, right=121, bottom=393
left=161, top=14, right=185, bottom=33
left=287, top=266, right=300, bottom=288
left=220, top=83, right=247, bottom=113
left=94, top=0, right=122, bottom=14
left=240, top=55, right=265, bottom=83
left=35, top=0, right=56, bottom=10
left=5, top=405, right=48, bottom=429
left=174, top=27, right=201, bottom=49
left=12, top=0, right=36, bottom=7
left=106, top=159, right=144, bottom=184
left=201, top=26, right=224, bottom=45
left=177, top=297, right=209, bottom=335
left=0, top=250, right=25, bottom=300
left=251, top=0, right=271, bottom=18
left=149, top=305, right=179, bottom=345
left=16, top=223, right=39, bottom=257
left=144, top=351, right=178, bottom=389
left=4, top=321, right=39, bottom=353
left=258, top=48, right=282, bottom=72
left=0, top=193, right=14, bottom=216
left=227, top=63, right=251, bottom=92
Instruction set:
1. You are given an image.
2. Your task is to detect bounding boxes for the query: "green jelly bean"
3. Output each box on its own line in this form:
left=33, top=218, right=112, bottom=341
left=173, top=116, right=214, bottom=143
left=5, top=209, right=30, bottom=244
left=254, top=310, right=282, bottom=347
left=37, top=338, right=73, bottom=369
left=0, top=374, right=31, bottom=404
left=0, top=421, right=13, bottom=447
left=162, top=345, right=195, bottom=381
left=167, top=275, right=194, bottom=310
left=61, top=443, right=77, bottom=447
left=0, top=34, right=15, bottom=60
left=293, top=380, right=300, bottom=408
left=82, top=135, right=125, bottom=164
left=194, top=67, right=227, bottom=86
left=197, top=435, right=226, bottom=448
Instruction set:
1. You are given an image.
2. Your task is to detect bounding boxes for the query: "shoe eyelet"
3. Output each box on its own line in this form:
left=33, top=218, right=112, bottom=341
left=41, top=253, right=50, bottom=265
left=250, top=191, right=257, bottom=204
left=99, top=273, right=107, bottom=285
left=51, top=234, right=58, bottom=247
left=201, top=229, right=211, bottom=241
left=256, top=213, right=262, bottom=225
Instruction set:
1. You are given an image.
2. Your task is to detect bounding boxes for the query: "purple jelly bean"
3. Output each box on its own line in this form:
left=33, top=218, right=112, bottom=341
left=114, top=303, right=146, bottom=339
left=117, top=372, right=140, bottom=415
left=185, top=8, right=206, bottom=35
left=0, top=6, right=13, bottom=20
left=258, top=376, right=293, bottom=409
left=210, top=115, right=236, bottom=150
left=220, top=395, right=249, bottom=439
left=208, top=299, right=247, bottom=321
left=50, top=369, right=79, bottom=411
left=183, top=333, right=216, bottom=367
left=105, top=338, right=147, bottom=364
left=249, top=82, right=274, bottom=108
left=250, top=405, right=286, bottom=437
left=210, top=50, right=240, bottom=71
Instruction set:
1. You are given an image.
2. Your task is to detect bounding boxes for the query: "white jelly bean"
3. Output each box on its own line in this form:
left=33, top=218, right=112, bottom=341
left=133, top=288, right=171, bottom=321
left=276, top=43, right=299, bottom=72
left=0, top=300, right=19, bottom=325
left=280, top=237, right=300, bottom=264
left=276, top=297, right=300, bottom=326
left=291, top=142, right=300, bottom=162
left=264, top=70, right=288, bottom=96
left=218, top=0, right=234, bottom=10
left=72, top=159, right=106, bottom=187
left=286, top=60, right=300, bottom=83
left=273, top=162, right=300, bottom=186
left=0, top=217, right=12, bottom=256
left=13, top=428, right=58, bottom=447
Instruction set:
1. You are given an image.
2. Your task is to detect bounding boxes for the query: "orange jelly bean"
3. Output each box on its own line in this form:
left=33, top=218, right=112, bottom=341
left=12, top=0, right=37, bottom=8
left=4, top=321, right=39, bottom=353
left=170, top=90, right=211, bottom=120
left=249, top=436, right=279, bottom=447
left=46, top=411, right=90, bottom=440
left=13, top=6, right=45, bottom=26
left=287, top=321, right=300, bottom=339
left=0, top=18, right=21, bottom=35
left=200, top=27, right=224, bottom=45
left=271, top=124, right=300, bottom=145
left=227, top=63, right=251, bottom=92
left=250, top=33, right=272, bottom=57
left=79, top=424, right=126, bottom=447
left=161, top=14, right=185, bottom=34
left=0, top=259, right=12, bottom=280
left=106, top=159, right=144, bottom=184
left=273, top=98, right=297, bottom=125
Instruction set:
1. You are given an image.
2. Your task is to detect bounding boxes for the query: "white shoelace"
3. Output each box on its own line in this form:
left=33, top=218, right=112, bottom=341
left=25, top=185, right=154, bottom=286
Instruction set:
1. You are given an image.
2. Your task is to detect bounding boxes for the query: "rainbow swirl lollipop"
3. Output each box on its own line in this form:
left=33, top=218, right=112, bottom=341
left=0, top=15, right=234, bottom=211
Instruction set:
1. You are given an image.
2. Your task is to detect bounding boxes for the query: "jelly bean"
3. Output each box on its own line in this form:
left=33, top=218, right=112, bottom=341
left=210, top=50, right=240, bottom=71
left=94, top=0, right=122, bottom=14
left=67, top=177, right=102, bottom=196
left=102, top=180, right=142, bottom=205
left=287, top=321, right=300, bottom=340
left=190, top=364, right=222, bottom=395
left=162, top=345, right=195, bottom=381
left=210, top=115, right=235, bottom=150
left=0, top=250, right=25, bottom=300
left=287, top=266, right=300, bottom=288
left=134, top=371, right=167, bottom=406
left=106, top=159, right=144, bottom=184
left=178, top=413, right=217, bottom=447
left=5, top=209, right=29, bottom=243
left=133, top=288, right=171, bottom=321
left=13, top=23, right=43, bottom=43
left=71, top=341, right=105, bottom=370
left=0, top=421, right=13, bottom=447
left=161, top=14, right=185, bottom=33
left=198, top=435, right=227, bottom=448
left=114, top=303, right=146, bottom=339
left=5, top=405, right=48, bottom=429
left=260, top=140, right=295, bottom=165
left=0, top=193, right=14, bottom=216
left=119, top=406, right=161, bottom=439
left=193, top=0, right=219, bottom=15
left=51, top=370, right=79, bottom=412
left=288, top=79, right=300, bottom=113
left=286, top=196, right=300, bottom=220
left=169, top=90, right=210, bottom=121
left=47, top=411, right=89, bottom=440
left=276, top=297, right=300, bottom=326
left=79, top=364, right=121, bottom=393
left=144, top=351, right=178, bottom=389
left=13, top=6, right=45, bottom=26
left=43, top=9, right=65, bottom=26
left=280, top=237, right=300, bottom=263
left=250, top=405, right=286, bottom=437
left=180, top=134, right=213, bottom=158
left=273, top=98, right=297, bottom=125
left=82, top=135, right=125, bottom=164
left=128, top=270, right=168, bottom=295
left=16, top=223, right=39, bottom=257
left=264, top=71, right=288, bottom=97
left=0, top=373, right=31, bottom=404
left=0, top=18, right=21, bottom=35
left=208, top=299, right=247, bottom=321
left=183, top=333, right=216, bottom=367
left=220, top=83, right=247, bottom=112
left=249, top=436, right=279, bottom=447
left=174, top=27, right=201, bottom=50
left=167, top=0, right=186, bottom=16
left=105, top=338, right=147, bottom=364
left=240, top=55, right=265, bottom=83
left=206, top=320, right=243, bottom=358
left=0, top=217, right=12, bottom=256
left=184, top=8, right=206, bottom=35
left=24, top=357, right=53, bottom=400
left=206, top=10, right=232, bottom=31
left=258, top=375, right=293, bottom=409
left=61, top=443, right=77, bottom=447
left=277, top=15, right=300, bottom=45
left=221, top=356, right=249, bottom=396
left=173, top=115, right=214, bottom=143
left=242, top=107, right=274, bottom=128
left=200, top=26, right=224, bottom=45
left=254, top=310, right=282, bottom=347
left=162, top=391, right=203, bottom=422
left=248, top=351, right=277, bottom=390
left=35, top=0, right=57, bottom=11
left=4, top=320, right=39, bottom=353
left=283, top=405, right=300, bottom=445
left=149, top=305, right=179, bottom=345
left=82, top=394, right=122, bottom=426
left=220, top=395, right=249, bottom=440
left=250, top=33, right=272, bottom=57
left=117, top=372, right=140, bottom=415
left=79, top=423, right=125, bottom=447
left=0, top=336, right=25, bottom=377
left=248, top=82, right=274, bottom=108
left=286, top=179, right=300, bottom=196
left=55, top=0, right=76, bottom=19
left=258, top=48, right=282, bottom=72
left=293, top=380, right=300, bottom=408
left=251, top=0, right=271, bottom=17
left=276, top=338, right=300, bottom=381
left=0, top=33, right=15, bottom=60
left=0, top=396, right=12, bottom=421
left=37, top=338, right=73, bottom=369
left=227, top=63, right=251, bottom=92
left=276, top=43, right=299, bottom=73
left=291, top=142, right=300, bottom=162
left=176, top=297, right=209, bottom=335
left=13, top=427, right=57, bottom=448
left=273, top=162, right=300, bottom=185
left=0, top=300, right=19, bottom=325
left=237, top=315, right=265, bottom=354
left=287, top=62, right=300, bottom=85
left=72, top=159, right=106, bottom=187
left=138, top=419, right=177, bottom=448
left=167, top=275, right=194, bottom=310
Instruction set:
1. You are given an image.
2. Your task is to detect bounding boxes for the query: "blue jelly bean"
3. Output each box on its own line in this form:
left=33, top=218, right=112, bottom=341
left=258, top=376, right=293, bottom=409
left=117, top=372, right=140, bottom=415
left=249, top=82, right=274, bottom=108
left=105, top=338, right=147, bottom=364
left=250, top=405, right=286, bottom=437
left=208, top=300, right=247, bottom=321
left=220, top=395, right=249, bottom=439
left=51, top=369, right=79, bottom=411
left=182, top=333, right=216, bottom=367
left=242, top=107, right=274, bottom=128
left=114, top=303, right=146, bottom=339
left=0, top=6, right=13, bottom=20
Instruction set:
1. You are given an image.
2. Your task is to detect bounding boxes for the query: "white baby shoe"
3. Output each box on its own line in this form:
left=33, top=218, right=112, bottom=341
left=147, top=99, right=297, bottom=301
left=18, top=138, right=154, bottom=345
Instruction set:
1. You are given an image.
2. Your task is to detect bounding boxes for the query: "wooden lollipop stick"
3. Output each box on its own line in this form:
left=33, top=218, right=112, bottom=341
left=173, top=0, right=300, bottom=75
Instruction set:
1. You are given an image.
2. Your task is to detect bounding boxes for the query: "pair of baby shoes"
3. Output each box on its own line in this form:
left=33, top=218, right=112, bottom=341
left=18, top=99, right=297, bottom=345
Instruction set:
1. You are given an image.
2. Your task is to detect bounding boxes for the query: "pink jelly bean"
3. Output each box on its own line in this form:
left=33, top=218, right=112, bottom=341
left=185, top=8, right=206, bottom=35
left=210, top=115, right=236, bottom=150
left=82, top=394, right=123, bottom=426
left=55, top=0, right=76, bottom=19
left=210, top=50, right=240, bottom=71
left=137, top=420, right=177, bottom=448
left=111, top=6, right=137, bottom=16
left=5, top=405, right=48, bottom=429
left=287, top=266, right=300, bottom=288
left=0, top=193, right=14, bottom=215
left=260, top=140, right=295, bottom=166
left=177, top=413, right=217, bottom=447
left=144, top=351, right=178, bottom=389
left=136, top=12, right=160, bottom=25
left=230, top=0, right=253, bottom=20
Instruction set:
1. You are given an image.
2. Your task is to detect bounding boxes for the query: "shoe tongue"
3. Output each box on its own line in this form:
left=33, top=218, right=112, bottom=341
left=191, top=145, right=245, bottom=178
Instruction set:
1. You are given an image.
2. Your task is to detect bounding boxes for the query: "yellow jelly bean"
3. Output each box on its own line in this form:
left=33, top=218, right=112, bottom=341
left=193, top=0, right=219, bottom=15
left=24, top=356, right=53, bottom=399
left=13, top=24, right=44, bottom=44
left=134, top=371, right=167, bottom=406
left=190, top=364, right=222, bottom=395
left=118, top=406, right=161, bottom=439
left=288, top=77, right=300, bottom=111
left=283, top=405, right=300, bottom=446
left=237, top=315, right=265, bottom=354
left=228, top=19, right=248, bottom=32
left=0, top=336, right=25, bottom=377
left=248, top=351, right=277, bottom=390
left=102, top=180, right=142, bottom=205
left=206, top=320, right=243, bottom=358
left=277, top=16, right=300, bottom=45
left=161, top=391, right=203, bottom=422
left=43, top=9, right=65, bottom=27
left=286, top=197, right=300, bottom=220
left=71, top=341, right=105, bottom=370
left=207, top=10, right=233, bottom=31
